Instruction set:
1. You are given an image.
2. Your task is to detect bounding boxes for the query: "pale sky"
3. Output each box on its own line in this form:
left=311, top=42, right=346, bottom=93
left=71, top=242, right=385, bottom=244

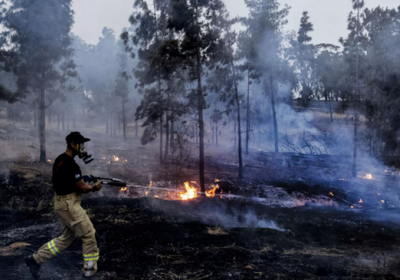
left=72, top=0, right=400, bottom=46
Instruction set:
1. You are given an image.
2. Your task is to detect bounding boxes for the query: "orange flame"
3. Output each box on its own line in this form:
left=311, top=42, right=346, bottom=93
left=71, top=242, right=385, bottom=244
left=359, top=198, right=363, bottom=203
left=381, top=200, right=385, bottom=203
left=351, top=206, right=354, bottom=209
left=180, top=182, right=198, bottom=200
left=112, top=155, right=120, bottom=162
left=205, top=185, right=219, bottom=198
left=329, top=192, right=334, bottom=196
left=47, top=159, right=52, bottom=163
left=362, top=174, right=374, bottom=180
left=120, top=187, right=127, bottom=192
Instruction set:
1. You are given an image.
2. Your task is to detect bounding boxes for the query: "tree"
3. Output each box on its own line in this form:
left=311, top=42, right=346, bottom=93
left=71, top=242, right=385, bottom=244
left=340, top=0, right=365, bottom=176
left=115, top=41, right=130, bottom=141
left=292, top=11, right=316, bottom=110
left=167, top=0, right=231, bottom=192
left=239, top=0, right=291, bottom=153
left=207, top=14, right=245, bottom=178
left=1, top=0, right=76, bottom=162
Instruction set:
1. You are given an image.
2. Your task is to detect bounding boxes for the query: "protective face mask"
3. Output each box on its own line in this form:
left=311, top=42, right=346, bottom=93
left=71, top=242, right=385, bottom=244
left=77, top=143, right=94, bottom=164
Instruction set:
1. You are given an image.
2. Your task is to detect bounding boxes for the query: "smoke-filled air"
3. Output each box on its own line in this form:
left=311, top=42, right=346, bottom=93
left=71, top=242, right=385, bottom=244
left=1, top=0, right=400, bottom=279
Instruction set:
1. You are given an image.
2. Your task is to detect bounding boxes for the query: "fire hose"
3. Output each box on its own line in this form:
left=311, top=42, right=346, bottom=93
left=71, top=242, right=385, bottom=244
left=0, top=176, right=245, bottom=232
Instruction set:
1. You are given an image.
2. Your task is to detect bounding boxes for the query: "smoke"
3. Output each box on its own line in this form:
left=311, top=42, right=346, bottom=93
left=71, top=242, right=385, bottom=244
left=149, top=196, right=286, bottom=231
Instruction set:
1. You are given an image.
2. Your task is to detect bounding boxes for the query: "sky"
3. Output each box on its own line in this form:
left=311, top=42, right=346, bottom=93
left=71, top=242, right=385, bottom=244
left=72, top=0, right=400, bottom=46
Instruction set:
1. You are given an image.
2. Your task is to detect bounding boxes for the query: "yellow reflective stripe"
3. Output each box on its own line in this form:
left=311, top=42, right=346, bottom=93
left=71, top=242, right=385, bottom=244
left=83, top=253, right=99, bottom=257
left=47, top=242, right=57, bottom=255
left=84, top=252, right=99, bottom=261
left=51, top=240, right=60, bottom=254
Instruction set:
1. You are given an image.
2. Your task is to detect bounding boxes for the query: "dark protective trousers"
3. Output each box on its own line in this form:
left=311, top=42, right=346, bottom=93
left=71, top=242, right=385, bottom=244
left=33, top=193, right=99, bottom=277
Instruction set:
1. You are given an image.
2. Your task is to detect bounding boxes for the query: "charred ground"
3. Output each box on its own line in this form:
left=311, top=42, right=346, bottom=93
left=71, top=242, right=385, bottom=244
left=0, top=126, right=400, bottom=279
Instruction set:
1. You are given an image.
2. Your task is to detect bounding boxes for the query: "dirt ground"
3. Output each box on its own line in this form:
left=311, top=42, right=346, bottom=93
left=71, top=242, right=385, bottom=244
left=1, top=122, right=400, bottom=279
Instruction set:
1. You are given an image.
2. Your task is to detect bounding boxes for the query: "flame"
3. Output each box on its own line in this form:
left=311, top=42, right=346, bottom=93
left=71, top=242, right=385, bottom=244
left=205, top=185, right=219, bottom=197
left=47, top=159, right=52, bottom=163
left=120, top=187, right=127, bottom=192
left=180, top=182, right=198, bottom=200
left=112, top=155, right=120, bottom=162
left=362, top=174, right=374, bottom=180
left=359, top=198, right=363, bottom=203
left=145, top=191, right=148, bottom=196
left=381, top=200, right=385, bottom=203
left=329, top=192, right=334, bottom=196
left=149, top=181, right=153, bottom=188
left=351, top=206, right=354, bottom=209
left=154, top=195, right=159, bottom=198
left=215, top=179, right=220, bottom=183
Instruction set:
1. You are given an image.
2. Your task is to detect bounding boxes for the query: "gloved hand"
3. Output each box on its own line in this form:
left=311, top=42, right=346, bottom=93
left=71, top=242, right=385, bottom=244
left=93, top=181, right=103, bottom=192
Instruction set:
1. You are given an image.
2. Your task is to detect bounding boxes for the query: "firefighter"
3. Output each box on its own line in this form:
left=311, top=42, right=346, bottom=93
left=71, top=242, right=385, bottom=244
left=25, top=132, right=103, bottom=279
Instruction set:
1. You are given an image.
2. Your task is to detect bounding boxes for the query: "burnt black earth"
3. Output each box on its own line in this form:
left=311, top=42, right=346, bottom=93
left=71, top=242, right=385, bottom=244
left=1, top=195, right=400, bottom=279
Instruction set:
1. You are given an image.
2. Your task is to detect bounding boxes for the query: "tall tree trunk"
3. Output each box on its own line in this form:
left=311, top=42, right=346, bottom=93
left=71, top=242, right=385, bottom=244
left=160, top=115, right=163, bottom=164
left=164, top=118, right=169, bottom=161
left=62, top=112, right=65, bottom=131
left=73, top=110, right=76, bottom=128
left=196, top=0, right=205, bottom=193
left=352, top=116, right=358, bottom=177
left=234, top=120, right=237, bottom=148
left=170, top=121, right=174, bottom=149
left=39, top=79, right=46, bottom=162
left=34, top=107, right=38, bottom=128
left=270, top=75, right=279, bottom=153
left=113, top=114, right=117, bottom=135
left=106, top=113, right=109, bottom=134
left=353, top=1, right=362, bottom=178
left=48, top=108, right=51, bottom=124
left=216, top=123, right=218, bottom=146
left=212, top=124, right=215, bottom=144
left=122, top=101, right=126, bottom=141
left=328, top=91, right=333, bottom=123
left=246, top=66, right=251, bottom=156
left=232, top=61, right=243, bottom=178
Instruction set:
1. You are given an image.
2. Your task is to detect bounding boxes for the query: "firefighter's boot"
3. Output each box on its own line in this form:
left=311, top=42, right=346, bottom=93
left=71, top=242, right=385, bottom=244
left=25, top=255, right=41, bottom=279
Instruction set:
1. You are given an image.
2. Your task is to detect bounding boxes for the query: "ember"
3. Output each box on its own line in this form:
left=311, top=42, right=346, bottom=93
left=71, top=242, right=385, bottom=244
left=329, top=192, right=334, bottom=196
left=47, top=159, right=52, bottom=163
left=120, top=187, right=127, bottom=192
left=358, top=198, right=363, bottom=203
